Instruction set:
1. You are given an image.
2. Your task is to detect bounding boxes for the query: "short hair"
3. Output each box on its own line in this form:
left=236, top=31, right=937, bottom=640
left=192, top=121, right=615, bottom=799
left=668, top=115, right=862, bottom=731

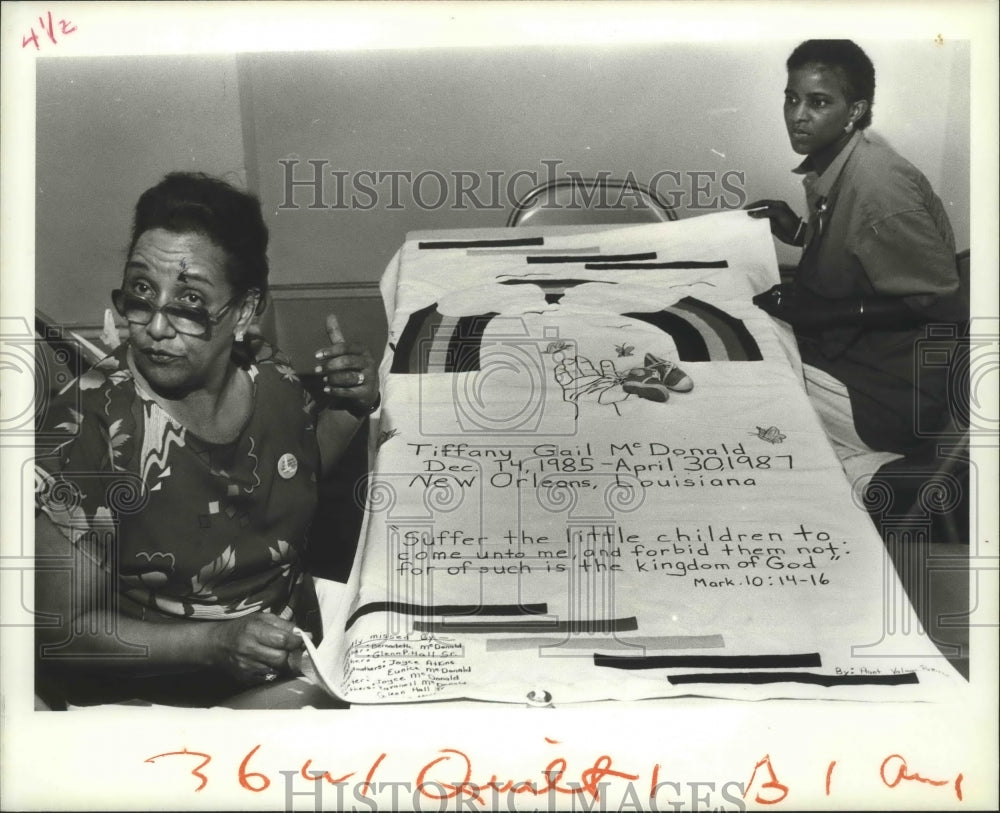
left=787, top=39, right=876, bottom=129
left=127, top=172, right=269, bottom=308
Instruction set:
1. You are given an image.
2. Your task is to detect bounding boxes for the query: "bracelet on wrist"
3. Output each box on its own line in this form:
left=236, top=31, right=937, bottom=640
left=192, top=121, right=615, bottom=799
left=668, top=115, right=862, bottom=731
left=347, top=392, right=381, bottom=419
left=792, top=219, right=805, bottom=245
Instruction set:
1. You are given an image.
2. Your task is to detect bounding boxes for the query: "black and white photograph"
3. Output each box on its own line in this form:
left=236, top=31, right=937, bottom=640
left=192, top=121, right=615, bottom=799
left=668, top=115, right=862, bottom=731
left=1, top=2, right=997, bottom=810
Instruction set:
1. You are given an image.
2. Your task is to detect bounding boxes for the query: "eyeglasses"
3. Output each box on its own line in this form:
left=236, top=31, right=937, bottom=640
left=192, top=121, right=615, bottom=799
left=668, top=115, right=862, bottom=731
left=111, top=289, right=243, bottom=338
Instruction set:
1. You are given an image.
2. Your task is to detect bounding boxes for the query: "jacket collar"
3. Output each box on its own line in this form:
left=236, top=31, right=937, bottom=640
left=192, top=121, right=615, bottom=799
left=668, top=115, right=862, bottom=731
left=791, top=129, right=864, bottom=197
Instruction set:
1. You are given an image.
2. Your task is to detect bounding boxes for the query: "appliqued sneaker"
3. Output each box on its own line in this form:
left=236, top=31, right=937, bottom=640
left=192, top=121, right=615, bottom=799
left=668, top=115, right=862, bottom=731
left=644, top=353, right=693, bottom=392
left=622, top=368, right=669, bottom=402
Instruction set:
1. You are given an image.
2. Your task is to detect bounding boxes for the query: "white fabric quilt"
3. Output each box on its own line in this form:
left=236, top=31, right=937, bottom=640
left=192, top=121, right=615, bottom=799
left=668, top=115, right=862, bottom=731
left=306, top=211, right=965, bottom=705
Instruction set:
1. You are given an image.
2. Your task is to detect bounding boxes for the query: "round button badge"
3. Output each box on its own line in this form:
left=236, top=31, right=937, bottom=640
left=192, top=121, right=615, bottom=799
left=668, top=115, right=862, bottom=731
left=277, top=453, right=298, bottom=479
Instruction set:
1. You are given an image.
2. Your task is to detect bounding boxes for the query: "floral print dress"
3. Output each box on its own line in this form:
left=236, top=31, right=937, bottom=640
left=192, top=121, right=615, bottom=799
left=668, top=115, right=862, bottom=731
left=35, top=341, right=322, bottom=635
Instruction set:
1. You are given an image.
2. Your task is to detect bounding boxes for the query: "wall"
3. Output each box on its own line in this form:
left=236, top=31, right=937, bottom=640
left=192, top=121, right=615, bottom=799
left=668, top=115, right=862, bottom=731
left=938, top=40, right=972, bottom=245
left=35, top=55, right=246, bottom=326
left=35, top=40, right=970, bottom=371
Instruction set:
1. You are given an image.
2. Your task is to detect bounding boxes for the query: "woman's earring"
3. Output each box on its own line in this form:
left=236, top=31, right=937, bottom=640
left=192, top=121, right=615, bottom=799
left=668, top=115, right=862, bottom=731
left=235, top=329, right=245, bottom=342
left=844, top=120, right=854, bottom=133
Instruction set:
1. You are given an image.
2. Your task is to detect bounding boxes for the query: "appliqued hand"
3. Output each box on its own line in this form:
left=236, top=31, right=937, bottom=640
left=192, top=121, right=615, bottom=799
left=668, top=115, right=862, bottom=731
left=552, top=352, right=630, bottom=407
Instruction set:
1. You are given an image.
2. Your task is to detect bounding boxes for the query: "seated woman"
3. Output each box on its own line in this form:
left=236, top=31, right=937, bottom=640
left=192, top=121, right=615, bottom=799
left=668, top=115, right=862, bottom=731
left=35, top=172, right=380, bottom=707
left=746, top=39, right=967, bottom=492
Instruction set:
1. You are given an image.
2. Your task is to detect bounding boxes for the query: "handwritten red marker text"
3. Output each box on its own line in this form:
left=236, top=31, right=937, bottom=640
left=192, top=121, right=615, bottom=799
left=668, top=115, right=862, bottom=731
left=22, top=11, right=77, bottom=50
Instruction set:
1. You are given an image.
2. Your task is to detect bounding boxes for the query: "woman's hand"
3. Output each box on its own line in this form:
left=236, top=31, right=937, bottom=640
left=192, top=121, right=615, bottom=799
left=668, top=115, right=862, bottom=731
left=753, top=282, right=826, bottom=326
left=755, top=283, right=922, bottom=330
left=209, top=611, right=303, bottom=684
left=745, top=199, right=804, bottom=246
left=753, top=283, right=795, bottom=320
left=313, top=314, right=380, bottom=475
left=753, top=282, right=855, bottom=329
left=314, top=314, right=379, bottom=416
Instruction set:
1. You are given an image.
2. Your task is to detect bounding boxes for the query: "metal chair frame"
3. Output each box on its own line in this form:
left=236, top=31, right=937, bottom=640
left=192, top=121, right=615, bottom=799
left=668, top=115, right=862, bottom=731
left=507, top=177, right=678, bottom=227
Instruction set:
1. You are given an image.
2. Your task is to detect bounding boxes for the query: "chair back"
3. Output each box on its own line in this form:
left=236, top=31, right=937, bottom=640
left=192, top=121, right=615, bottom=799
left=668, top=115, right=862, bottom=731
left=507, top=178, right=677, bottom=227
left=34, top=311, right=88, bottom=410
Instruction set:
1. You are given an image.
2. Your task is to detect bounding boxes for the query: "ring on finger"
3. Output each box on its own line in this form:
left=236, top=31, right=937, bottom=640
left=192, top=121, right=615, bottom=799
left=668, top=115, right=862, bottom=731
left=263, top=670, right=279, bottom=682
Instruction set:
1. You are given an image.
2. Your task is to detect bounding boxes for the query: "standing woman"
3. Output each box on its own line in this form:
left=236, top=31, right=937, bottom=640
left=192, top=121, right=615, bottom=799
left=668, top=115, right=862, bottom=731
left=747, top=39, right=966, bottom=490
left=35, top=172, right=380, bottom=706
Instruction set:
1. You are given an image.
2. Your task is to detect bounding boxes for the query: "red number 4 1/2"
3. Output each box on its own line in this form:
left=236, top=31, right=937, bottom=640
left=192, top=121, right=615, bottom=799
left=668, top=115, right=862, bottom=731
left=22, top=11, right=77, bottom=50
